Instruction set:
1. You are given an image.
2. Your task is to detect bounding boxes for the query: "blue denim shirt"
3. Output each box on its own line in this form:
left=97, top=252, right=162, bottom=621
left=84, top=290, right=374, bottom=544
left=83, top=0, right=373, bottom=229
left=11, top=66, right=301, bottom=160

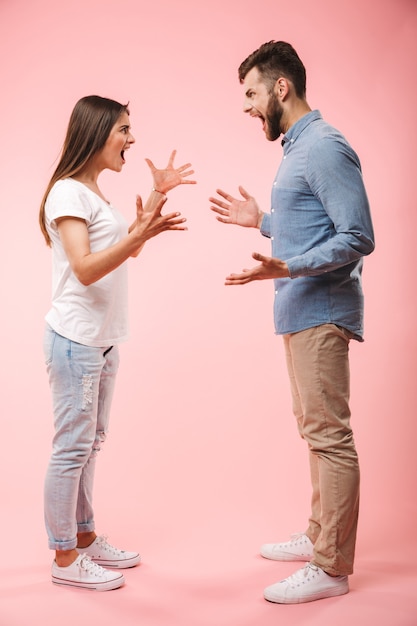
left=260, top=110, right=375, bottom=340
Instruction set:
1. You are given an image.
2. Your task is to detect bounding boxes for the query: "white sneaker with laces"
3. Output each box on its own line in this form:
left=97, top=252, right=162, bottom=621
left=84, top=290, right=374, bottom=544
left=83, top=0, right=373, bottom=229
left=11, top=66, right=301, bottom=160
left=77, top=535, right=141, bottom=568
left=260, top=533, right=314, bottom=561
left=52, top=554, right=125, bottom=591
left=264, top=562, right=349, bottom=604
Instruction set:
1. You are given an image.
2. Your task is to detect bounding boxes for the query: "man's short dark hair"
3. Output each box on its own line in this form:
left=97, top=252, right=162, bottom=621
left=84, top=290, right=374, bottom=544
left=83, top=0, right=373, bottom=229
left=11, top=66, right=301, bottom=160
left=238, top=41, right=306, bottom=98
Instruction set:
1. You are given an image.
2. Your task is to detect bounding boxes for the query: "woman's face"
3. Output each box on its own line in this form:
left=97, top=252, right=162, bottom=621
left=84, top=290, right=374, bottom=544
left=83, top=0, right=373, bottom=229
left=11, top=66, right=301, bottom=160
left=97, top=111, right=135, bottom=172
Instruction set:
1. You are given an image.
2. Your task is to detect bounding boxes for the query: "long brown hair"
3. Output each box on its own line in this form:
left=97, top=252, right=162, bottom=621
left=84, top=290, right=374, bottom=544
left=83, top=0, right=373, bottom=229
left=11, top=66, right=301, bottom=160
left=39, top=95, right=129, bottom=246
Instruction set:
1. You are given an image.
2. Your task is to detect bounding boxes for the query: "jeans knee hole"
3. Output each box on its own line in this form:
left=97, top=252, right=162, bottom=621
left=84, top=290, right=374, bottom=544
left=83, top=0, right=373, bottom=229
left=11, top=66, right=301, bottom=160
left=81, top=374, right=93, bottom=410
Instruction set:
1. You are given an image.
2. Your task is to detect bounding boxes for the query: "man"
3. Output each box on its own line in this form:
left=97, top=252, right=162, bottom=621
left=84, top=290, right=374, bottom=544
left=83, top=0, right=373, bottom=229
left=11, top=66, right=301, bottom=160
left=210, top=41, right=374, bottom=604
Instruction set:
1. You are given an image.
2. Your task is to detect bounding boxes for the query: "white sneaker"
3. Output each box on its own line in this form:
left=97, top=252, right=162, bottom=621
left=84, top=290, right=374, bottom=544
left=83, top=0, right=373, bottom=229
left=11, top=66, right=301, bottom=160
left=264, top=562, right=349, bottom=604
left=77, top=535, right=141, bottom=568
left=52, top=554, right=125, bottom=591
left=260, top=533, right=314, bottom=561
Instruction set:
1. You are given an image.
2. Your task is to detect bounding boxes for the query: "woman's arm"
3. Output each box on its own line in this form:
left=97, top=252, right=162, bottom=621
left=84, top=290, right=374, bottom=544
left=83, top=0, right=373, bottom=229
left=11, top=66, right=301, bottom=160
left=59, top=151, right=196, bottom=283
left=128, top=150, right=196, bottom=256
left=57, top=195, right=186, bottom=286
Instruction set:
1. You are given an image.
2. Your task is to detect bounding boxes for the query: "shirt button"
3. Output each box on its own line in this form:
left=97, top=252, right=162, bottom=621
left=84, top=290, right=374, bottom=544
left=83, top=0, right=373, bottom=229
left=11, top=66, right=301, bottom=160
left=275, top=290, right=278, bottom=295
left=271, top=208, right=274, bottom=213
left=271, top=236, right=274, bottom=240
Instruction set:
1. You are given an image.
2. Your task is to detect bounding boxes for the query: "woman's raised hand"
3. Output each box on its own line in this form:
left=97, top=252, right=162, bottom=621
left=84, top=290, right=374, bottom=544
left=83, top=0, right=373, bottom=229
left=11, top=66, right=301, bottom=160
left=145, top=150, right=196, bottom=195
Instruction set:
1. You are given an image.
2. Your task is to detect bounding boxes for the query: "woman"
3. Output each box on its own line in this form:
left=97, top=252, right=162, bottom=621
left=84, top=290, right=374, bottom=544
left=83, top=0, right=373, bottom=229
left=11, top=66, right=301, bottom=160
left=40, top=95, right=195, bottom=591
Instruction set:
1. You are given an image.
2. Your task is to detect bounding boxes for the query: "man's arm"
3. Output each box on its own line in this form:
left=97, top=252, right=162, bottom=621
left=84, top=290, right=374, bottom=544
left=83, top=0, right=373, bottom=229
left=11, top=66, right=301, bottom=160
left=287, top=138, right=375, bottom=278
left=210, top=186, right=285, bottom=286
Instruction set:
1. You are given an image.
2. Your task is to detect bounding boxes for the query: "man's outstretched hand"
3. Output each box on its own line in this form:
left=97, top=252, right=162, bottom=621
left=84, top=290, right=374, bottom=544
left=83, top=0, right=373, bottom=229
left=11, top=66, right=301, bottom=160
left=209, top=186, right=263, bottom=228
left=225, top=252, right=289, bottom=285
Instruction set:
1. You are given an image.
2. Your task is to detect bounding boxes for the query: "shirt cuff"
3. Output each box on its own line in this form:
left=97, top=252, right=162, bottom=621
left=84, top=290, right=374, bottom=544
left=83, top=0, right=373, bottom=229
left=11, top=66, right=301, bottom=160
left=260, top=213, right=271, bottom=237
left=286, top=256, right=308, bottom=278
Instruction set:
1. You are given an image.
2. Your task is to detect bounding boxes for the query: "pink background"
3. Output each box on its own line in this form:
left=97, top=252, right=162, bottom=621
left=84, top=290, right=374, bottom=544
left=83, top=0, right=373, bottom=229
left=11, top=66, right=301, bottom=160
left=1, top=0, right=416, bottom=624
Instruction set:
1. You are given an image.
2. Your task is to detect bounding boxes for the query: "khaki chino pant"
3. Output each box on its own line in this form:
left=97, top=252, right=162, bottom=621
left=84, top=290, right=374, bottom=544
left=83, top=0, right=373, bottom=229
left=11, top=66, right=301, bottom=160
left=283, top=324, right=359, bottom=576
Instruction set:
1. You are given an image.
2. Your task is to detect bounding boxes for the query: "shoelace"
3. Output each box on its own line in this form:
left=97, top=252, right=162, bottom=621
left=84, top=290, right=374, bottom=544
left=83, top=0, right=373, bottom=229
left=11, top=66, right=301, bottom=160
left=78, top=554, right=107, bottom=577
left=96, top=535, right=124, bottom=555
left=285, top=563, right=319, bottom=586
left=287, top=532, right=309, bottom=545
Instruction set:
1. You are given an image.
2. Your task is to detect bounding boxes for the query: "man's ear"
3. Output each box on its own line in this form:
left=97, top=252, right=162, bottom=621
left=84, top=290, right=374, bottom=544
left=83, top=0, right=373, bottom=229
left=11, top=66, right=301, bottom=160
left=274, top=77, right=289, bottom=101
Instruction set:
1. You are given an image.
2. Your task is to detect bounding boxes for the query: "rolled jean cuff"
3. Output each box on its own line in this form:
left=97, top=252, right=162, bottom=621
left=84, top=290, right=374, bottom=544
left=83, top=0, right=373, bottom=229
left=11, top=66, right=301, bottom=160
left=48, top=537, right=77, bottom=551
left=77, top=522, right=95, bottom=533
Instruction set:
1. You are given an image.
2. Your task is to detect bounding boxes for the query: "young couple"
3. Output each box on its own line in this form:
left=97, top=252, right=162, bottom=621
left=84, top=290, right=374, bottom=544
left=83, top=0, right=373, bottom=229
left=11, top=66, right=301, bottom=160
left=41, top=41, right=374, bottom=603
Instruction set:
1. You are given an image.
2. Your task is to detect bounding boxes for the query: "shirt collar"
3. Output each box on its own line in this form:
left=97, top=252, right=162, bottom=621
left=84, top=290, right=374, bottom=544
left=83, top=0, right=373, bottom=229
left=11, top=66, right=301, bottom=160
left=281, top=109, right=322, bottom=148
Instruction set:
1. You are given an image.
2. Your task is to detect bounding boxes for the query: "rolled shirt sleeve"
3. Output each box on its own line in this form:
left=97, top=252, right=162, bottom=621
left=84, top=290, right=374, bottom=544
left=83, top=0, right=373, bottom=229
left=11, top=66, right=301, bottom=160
left=286, top=136, right=374, bottom=278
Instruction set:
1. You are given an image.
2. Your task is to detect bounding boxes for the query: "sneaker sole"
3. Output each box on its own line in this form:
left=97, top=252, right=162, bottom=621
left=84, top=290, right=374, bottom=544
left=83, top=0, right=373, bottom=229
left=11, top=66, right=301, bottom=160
left=264, top=584, right=349, bottom=604
left=52, top=573, right=125, bottom=591
left=260, top=550, right=313, bottom=562
left=89, top=555, right=141, bottom=569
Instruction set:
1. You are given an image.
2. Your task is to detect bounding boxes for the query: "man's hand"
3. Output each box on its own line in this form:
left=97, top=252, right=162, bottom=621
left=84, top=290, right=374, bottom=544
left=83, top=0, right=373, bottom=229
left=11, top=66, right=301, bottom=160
left=209, top=186, right=264, bottom=228
left=225, top=252, right=289, bottom=285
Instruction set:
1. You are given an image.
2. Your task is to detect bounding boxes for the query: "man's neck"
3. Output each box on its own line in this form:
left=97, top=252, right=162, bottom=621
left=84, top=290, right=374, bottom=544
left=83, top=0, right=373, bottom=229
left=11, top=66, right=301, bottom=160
left=282, top=100, right=312, bottom=134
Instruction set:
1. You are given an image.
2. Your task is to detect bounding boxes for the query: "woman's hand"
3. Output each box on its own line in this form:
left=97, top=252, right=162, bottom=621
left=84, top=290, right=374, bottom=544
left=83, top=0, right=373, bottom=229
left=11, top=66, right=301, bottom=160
left=131, top=195, right=187, bottom=250
left=145, top=150, right=196, bottom=194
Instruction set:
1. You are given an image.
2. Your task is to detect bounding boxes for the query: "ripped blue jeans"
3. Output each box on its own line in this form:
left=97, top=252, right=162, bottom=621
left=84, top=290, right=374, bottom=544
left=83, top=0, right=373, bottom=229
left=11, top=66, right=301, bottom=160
left=43, top=325, right=120, bottom=551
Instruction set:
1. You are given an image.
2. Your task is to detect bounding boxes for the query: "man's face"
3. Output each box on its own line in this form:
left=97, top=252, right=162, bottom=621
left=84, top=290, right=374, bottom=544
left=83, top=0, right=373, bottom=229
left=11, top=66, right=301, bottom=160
left=242, top=67, right=283, bottom=142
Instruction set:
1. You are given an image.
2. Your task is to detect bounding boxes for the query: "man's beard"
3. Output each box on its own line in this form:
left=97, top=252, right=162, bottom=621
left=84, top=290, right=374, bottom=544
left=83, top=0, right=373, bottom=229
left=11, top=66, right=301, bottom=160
left=265, top=93, right=283, bottom=142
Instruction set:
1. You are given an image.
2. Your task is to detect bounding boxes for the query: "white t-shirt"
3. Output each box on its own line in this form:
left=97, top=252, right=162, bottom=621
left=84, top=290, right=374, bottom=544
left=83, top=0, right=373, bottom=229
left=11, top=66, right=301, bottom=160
left=45, top=178, right=129, bottom=347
